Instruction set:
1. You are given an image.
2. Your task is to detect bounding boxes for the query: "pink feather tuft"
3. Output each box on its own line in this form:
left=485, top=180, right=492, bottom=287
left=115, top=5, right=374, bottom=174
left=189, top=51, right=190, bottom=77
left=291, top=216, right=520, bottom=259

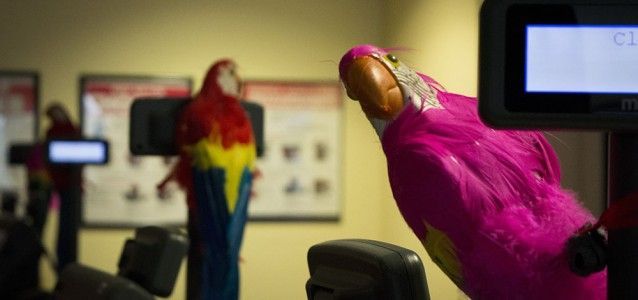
left=338, top=45, right=416, bottom=80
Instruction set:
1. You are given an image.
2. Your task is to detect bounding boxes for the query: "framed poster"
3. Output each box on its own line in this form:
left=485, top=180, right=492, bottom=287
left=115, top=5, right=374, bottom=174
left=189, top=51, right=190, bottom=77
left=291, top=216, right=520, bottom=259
left=244, top=81, right=343, bottom=221
left=0, top=71, right=38, bottom=210
left=80, top=75, right=192, bottom=227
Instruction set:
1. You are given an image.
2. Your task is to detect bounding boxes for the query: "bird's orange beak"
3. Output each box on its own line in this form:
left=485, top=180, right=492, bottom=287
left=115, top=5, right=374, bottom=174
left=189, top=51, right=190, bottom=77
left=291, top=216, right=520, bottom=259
left=343, top=56, right=404, bottom=120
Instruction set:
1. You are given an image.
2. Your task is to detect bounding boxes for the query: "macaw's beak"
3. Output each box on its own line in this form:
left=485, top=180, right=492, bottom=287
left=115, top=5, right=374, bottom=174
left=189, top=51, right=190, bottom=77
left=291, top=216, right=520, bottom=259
left=342, top=56, right=404, bottom=120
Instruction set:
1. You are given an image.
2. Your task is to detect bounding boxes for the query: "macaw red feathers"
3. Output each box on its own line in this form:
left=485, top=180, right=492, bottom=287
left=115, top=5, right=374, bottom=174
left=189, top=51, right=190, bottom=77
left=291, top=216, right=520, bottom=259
left=177, top=60, right=252, bottom=149
left=200, top=59, right=238, bottom=99
left=168, top=60, right=254, bottom=210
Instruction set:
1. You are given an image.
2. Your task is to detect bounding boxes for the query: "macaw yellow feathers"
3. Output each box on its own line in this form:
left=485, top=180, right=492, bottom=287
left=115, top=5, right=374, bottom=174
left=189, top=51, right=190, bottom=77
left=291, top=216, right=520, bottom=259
left=421, top=220, right=464, bottom=289
left=190, top=138, right=256, bottom=212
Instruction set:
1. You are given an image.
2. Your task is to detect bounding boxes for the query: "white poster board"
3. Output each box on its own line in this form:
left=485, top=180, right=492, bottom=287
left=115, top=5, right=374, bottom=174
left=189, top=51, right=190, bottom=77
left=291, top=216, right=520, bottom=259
left=244, top=81, right=342, bottom=220
left=80, top=76, right=191, bottom=227
left=0, top=72, right=38, bottom=210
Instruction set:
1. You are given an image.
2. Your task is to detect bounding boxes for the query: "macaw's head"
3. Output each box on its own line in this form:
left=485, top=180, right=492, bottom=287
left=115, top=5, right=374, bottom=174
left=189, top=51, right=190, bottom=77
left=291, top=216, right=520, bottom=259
left=200, top=59, right=242, bottom=100
left=339, top=45, right=439, bottom=122
left=339, top=45, right=403, bottom=120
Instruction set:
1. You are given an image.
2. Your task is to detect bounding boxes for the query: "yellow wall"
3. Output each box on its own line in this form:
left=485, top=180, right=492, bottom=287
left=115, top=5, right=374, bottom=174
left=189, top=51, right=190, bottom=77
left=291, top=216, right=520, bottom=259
left=1, top=0, right=485, bottom=299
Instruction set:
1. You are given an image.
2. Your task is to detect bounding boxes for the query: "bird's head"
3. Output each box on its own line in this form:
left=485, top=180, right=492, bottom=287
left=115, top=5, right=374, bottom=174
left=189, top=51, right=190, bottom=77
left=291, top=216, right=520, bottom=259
left=200, top=59, right=242, bottom=100
left=45, top=102, right=72, bottom=123
left=339, top=45, right=439, bottom=123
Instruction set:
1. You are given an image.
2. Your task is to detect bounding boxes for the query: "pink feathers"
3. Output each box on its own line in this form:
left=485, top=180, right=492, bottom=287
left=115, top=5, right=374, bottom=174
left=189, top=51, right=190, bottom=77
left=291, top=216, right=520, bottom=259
left=339, top=45, right=388, bottom=78
left=340, top=44, right=607, bottom=299
left=383, top=92, right=606, bottom=299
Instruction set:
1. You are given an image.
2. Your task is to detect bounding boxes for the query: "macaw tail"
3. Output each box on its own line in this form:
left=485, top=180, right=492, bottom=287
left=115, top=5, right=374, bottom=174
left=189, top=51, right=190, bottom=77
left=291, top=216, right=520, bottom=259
left=193, top=166, right=252, bottom=300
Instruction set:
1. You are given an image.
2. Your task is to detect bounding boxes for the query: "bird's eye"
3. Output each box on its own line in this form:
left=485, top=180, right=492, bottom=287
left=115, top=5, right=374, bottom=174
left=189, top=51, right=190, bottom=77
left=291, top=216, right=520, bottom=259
left=384, top=54, right=401, bottom=68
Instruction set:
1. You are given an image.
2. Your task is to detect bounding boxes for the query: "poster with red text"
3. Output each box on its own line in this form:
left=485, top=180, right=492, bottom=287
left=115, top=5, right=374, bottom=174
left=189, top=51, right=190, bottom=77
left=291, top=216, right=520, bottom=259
left=81, top=76, right=191, bottom=227
left=244, top=81, right=342, bottom=220
left=0, top=72, right=38, bottom=212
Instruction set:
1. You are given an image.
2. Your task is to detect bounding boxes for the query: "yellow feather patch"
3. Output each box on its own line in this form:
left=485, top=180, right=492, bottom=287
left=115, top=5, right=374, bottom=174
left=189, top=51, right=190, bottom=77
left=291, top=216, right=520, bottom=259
left=420, top=220, right=464, bottom=289
left=191, top=138, right=256, bottom=212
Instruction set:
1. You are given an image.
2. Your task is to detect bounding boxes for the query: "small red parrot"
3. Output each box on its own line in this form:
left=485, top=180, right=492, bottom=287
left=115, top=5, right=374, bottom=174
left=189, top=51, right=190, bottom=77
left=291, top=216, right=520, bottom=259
left=159, top=59, right=256, bottom=300
left=339, top=45, right=606, bottom=299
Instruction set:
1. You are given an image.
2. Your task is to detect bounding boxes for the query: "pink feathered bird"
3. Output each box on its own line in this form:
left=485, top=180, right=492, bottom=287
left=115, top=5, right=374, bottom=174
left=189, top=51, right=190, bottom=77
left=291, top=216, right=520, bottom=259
left=339, top=45, right=606, bottom=299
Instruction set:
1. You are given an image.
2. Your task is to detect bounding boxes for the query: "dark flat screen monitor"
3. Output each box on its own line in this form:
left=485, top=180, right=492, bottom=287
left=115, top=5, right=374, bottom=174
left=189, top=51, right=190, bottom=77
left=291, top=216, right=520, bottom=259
left=480, top=0, right=638, bottom=129
left=129, top=97, right=264, bottom=157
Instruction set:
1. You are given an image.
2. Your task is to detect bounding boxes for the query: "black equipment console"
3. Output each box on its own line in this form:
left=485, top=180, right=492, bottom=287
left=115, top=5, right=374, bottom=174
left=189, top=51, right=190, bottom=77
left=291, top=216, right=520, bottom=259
left=480, top=1, right=638, bottom=298
left=480, top=0, right=638, bottom=129
left=306, top=239, right=430, bottom=300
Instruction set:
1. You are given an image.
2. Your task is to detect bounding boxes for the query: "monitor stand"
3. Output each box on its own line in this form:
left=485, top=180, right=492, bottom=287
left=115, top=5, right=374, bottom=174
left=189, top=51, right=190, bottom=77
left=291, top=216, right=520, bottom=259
left=607, top=132, right=638, bottom=299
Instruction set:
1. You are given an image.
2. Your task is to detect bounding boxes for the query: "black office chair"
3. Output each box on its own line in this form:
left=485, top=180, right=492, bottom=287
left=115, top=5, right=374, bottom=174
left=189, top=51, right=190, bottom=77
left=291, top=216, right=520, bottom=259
left=306, top=239, right=430, bottom=300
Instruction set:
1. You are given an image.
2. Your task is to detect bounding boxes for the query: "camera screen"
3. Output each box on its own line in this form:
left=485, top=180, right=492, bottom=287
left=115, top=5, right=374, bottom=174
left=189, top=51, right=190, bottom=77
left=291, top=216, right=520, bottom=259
left=526, top=25, right=638, bottom=94
left=48, top=140, right=108, bottom=165
left=480, top=1, right=638, bottom=129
